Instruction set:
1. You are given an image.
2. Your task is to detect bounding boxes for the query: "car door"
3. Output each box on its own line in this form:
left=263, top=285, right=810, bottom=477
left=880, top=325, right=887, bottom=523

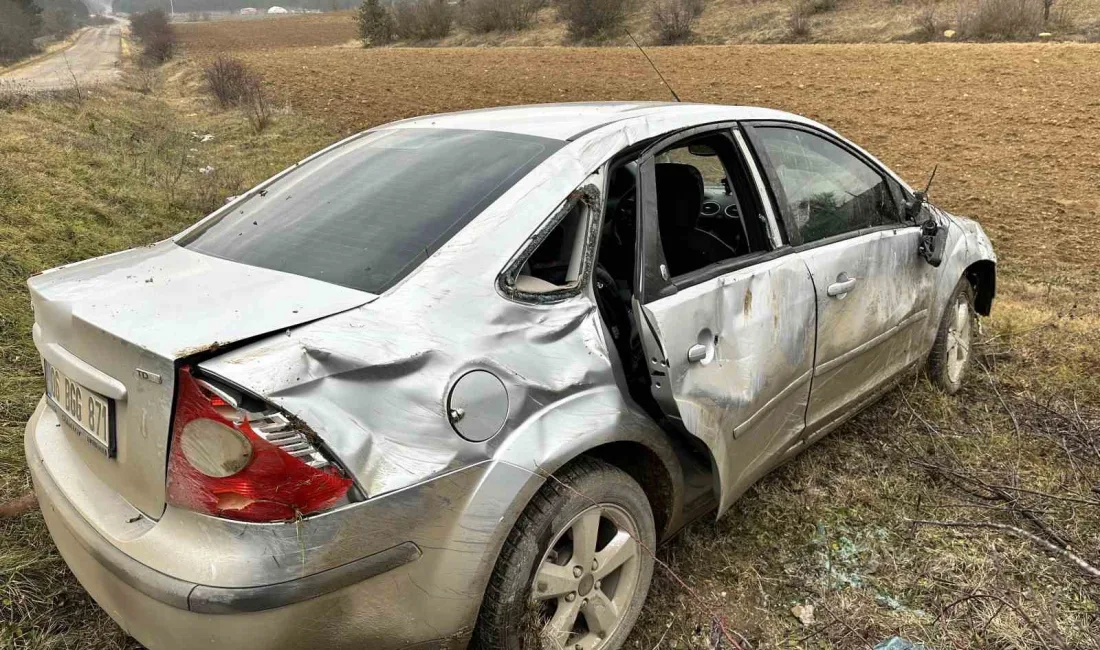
left=631, top=125, right=817, bottom=516
left=744, top=123, right=934, bottom=434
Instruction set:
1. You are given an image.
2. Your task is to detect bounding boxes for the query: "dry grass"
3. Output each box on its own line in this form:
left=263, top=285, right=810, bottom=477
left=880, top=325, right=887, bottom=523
left=2, top=33, right=1099, bottom=650
left=0, top=61, right=339, bottom=647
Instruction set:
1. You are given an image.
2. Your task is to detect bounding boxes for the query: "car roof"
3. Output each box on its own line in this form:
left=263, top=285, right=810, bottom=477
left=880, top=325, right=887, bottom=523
left=381, top=102, right=820, bottom=141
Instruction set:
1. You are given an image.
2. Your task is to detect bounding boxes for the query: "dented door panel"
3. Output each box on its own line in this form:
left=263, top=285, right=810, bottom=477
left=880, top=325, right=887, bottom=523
left=799, top=228, right=932, bottom=430
left=640, top=254, right=816, bottom=515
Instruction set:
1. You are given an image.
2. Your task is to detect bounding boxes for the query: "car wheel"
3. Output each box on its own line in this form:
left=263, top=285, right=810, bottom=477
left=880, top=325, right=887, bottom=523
left=475, top=457, right=656, bottom=650
left=928, top=277, right=976, bottom=394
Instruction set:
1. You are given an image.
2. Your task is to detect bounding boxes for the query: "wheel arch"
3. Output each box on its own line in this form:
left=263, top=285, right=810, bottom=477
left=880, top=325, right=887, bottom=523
left=491, top=389, right=686, bottom=542
left=582, top=440, right=676, bottom=541
left=965, top=259, right=996, bottom=316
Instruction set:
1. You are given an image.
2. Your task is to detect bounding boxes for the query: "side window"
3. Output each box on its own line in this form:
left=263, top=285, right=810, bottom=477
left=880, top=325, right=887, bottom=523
left=499, top=187, right=597, bottom=302
left=754, top=127, right=899, bottom=244
left=652, top=133, right=771, bottom=279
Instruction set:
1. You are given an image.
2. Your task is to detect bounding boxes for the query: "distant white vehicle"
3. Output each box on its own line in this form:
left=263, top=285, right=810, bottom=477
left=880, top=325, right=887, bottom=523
left=239, top=7, right=258, bottom=14
left=267, top=6, right=288, bottom=13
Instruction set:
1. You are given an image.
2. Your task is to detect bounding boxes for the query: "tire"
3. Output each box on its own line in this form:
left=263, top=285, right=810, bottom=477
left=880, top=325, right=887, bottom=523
left=928, top=277, right=976, bottom=394
left=474, top=457, right=656, bottom=650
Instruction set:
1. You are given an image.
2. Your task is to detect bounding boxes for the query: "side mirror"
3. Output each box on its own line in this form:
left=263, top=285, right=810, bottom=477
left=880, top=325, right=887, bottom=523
left=904, top=190, right=927, bottom=222
left=918, top=217, right=947, bottom=267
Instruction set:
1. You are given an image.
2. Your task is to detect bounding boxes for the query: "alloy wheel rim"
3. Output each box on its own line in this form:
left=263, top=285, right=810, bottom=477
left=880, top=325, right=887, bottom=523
left=532, top=504, right=642, bottom=649
left=946, top=296, right=972, bottom=384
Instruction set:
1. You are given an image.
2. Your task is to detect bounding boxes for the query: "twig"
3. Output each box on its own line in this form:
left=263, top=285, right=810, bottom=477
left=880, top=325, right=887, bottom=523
left=816, top=600, right=874, bottom=650
left=934, top=592, right=1063, bottom=650
left=908, top=519, right=1100, bottom=581
left=911, top=459, right=1100, bottom=506
left=978, top=361, right=1020, bottom=438
left=62, top=51, right=82, bottom=102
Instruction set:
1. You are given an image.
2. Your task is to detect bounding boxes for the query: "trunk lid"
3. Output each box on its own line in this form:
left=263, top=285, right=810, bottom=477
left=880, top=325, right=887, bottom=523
left=28, top=242, right=375, bottom=518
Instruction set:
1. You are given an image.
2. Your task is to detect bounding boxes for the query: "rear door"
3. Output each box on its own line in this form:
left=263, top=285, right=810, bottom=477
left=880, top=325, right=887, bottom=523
left=744, top=123, right=933, bottom=432
left=632, top=125, right=817, bottom=516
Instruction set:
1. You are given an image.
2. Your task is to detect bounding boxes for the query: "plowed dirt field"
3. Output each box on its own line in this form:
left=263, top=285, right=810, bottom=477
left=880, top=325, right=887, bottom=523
left=174, top=36, right=1100, bottom=297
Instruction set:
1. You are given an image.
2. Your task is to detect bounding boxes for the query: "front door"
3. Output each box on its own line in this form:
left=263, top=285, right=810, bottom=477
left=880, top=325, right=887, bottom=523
left=632, top=126, right=817, bottom=516
left=744, top=123, right=933, bottom=431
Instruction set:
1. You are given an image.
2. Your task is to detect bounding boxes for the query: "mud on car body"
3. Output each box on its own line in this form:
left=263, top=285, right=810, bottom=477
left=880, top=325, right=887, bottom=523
left=25, top=102, right=995, bottom=649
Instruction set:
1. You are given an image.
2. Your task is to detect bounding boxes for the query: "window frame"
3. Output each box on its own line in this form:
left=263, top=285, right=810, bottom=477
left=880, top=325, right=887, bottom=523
left=497, top=174, right=604, bottom=306
left=635, top=122, right=786, bottom=304
left=741, top=121, right=912, bottom=252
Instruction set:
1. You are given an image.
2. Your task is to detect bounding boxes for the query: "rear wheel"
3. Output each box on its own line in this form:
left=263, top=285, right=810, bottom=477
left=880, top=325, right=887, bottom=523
left=475, top=457, right=655, bottom=650
left=928, top=278, right=976, bottom=394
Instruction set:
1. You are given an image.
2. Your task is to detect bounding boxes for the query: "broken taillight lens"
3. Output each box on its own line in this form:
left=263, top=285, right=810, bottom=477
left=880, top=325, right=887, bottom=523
left=166, top=367, right=352, bottom=523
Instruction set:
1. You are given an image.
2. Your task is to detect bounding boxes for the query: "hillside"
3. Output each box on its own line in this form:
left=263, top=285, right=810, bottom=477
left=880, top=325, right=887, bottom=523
left=174, top=0, right=1100, bottom=47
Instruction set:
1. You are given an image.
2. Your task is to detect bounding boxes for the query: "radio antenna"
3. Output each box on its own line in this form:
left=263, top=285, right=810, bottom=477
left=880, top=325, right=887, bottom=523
left=626, top=30, right=681, bottom=102
left=923, top=164, right=938, bottom=195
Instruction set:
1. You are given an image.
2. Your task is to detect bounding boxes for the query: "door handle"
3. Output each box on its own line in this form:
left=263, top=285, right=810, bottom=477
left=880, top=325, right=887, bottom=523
left=687, top=344, right=708, bottom=363
left=827, top=275, right=857, bottom=297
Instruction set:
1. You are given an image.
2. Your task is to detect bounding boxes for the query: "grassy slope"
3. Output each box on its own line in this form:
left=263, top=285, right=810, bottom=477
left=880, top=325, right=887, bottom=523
left=1, top=44, right=1099, bottom=649
left=174, top=0, right=1100, bottom=49
left=0, top=63, right=339, bottom=648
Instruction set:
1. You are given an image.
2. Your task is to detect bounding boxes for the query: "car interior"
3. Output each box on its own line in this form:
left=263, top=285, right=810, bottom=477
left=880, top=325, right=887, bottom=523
left=507, top=129, right=774, bottom=423
left=593, top=130, right=773, bottom=417
left=512, top=200, right=589, bottom=293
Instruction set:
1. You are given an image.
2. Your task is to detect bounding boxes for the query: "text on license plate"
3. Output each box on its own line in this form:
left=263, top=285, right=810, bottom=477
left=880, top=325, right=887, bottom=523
left=45, top=362, right=113, bottom=454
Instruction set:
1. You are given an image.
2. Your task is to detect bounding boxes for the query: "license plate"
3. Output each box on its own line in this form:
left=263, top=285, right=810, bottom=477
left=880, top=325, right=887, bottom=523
left=44, top=361, right=115, bottom=457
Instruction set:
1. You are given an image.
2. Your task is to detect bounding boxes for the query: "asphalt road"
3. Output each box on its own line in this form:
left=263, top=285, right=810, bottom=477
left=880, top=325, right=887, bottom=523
left=0, top=21, right=122, bottom=92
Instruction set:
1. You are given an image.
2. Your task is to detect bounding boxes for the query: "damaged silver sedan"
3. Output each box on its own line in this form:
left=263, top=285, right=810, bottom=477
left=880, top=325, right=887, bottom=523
left=25, top=102, right=996, bottom=649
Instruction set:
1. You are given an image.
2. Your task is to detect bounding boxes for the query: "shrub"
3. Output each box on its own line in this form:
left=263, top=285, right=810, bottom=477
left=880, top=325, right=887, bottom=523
left=956, top=0, right=1044, bottom=39
left=651, top=0, right=701, bottom=44
left=141, top=27, right=177, bottom=64
left=460, top=0, right=541, bottom=33
left=912, top=3, right=947, bottom=40
left=392, top=0, right=454, bottom=40
left=241, top=76, right=273, bottom=134
left=130, top=8, right=169, bottom=41
left=358, top=0, right=395, bottom=45
left=787, top=0, right=812, bottom=39
left=204, top=55, right=254, bottom=107
left=556, top=0, right=633, bottom=41
left=130, top=9, right=176, bottom=65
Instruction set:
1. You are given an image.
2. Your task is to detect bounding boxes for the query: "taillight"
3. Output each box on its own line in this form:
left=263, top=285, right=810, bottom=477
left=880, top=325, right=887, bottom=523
left=166, top=367, right=352, bottom=522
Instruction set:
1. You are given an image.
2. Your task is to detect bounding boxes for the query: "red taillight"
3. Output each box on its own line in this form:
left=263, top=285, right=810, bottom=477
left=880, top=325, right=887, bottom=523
left=166, top=368, right=352, bottom=522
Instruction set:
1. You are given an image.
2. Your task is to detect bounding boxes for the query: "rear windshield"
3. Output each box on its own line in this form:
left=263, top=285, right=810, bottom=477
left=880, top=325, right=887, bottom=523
left=180, top=128, right=562, bottom=293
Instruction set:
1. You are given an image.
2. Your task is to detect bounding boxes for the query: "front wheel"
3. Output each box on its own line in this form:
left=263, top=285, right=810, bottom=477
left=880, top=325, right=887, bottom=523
left=475, top=457, right=656, bottom=650
left=928, top=278, right=976, bottom=394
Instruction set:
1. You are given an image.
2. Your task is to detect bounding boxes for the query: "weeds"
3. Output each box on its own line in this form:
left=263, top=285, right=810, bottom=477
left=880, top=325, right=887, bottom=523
left=242, top=78, right=274, bottom=134
left=787, top=1, right=813, bottom=39
left=122, top=65, right=161, bottom=95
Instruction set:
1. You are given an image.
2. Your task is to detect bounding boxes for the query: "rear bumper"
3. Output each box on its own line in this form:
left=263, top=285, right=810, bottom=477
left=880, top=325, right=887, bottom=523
left=26, top=397, right=539, bottom=649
